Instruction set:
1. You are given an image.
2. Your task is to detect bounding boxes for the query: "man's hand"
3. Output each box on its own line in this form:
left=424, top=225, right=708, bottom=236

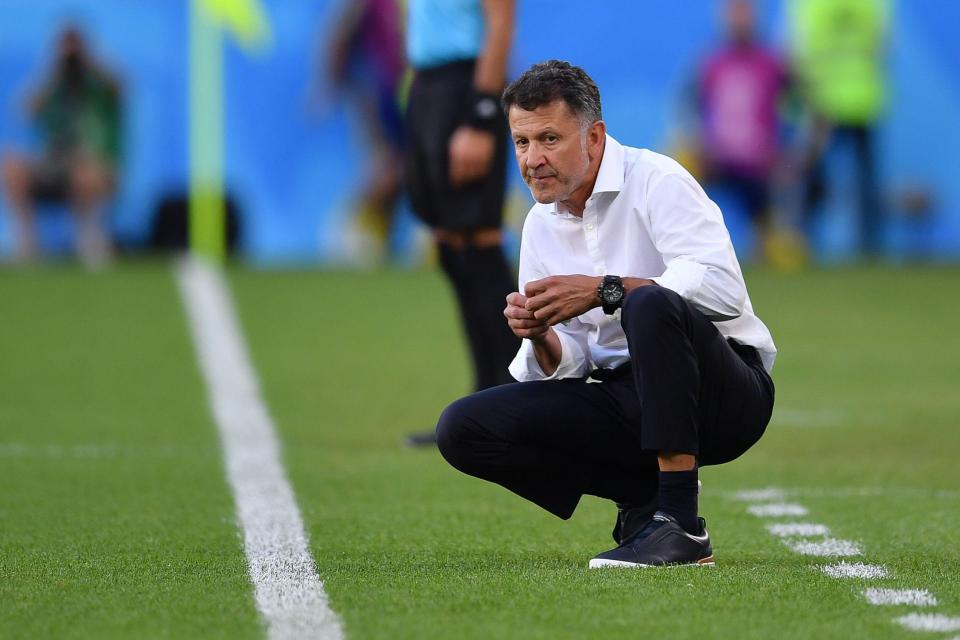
left=524, top=275, right=602, bottom=326
left=504, top=292, right=550, bottom=340
left=449, top=126, right=495, bottom=187
left=506, top=291, right=562, bottom=375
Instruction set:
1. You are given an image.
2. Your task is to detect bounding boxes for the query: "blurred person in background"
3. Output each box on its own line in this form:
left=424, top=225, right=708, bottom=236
left=403, top=0, right=518, bottom=447
left=788, top=0, right=889, bottom=257
left=695, top=0, right=790, bottom=262
left=316, top=0, right=406, bottom=265
left=1, top=25, right=122, bottom=267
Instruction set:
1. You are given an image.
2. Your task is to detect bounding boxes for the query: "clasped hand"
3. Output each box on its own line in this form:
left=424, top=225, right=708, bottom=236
left=503, top=275, right=600, bottom=339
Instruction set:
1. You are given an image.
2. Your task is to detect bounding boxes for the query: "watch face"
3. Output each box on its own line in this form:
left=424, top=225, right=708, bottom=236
left=603, top=281, right=623, bottom=303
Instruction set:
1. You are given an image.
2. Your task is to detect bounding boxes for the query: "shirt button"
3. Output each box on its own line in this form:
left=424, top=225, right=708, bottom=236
left=586, top=224, right=595, bottom=230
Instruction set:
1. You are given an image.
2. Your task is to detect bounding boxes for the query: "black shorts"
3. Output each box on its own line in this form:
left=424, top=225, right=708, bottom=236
left=704, top=168, right=770, bottom=222
left=403, top=60, right=509, bottom=231
left=30, top=155, right=71, bottom=202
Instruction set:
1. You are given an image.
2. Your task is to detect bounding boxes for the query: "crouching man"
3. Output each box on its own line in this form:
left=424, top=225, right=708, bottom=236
left=435, top=60, right=776, bottom=568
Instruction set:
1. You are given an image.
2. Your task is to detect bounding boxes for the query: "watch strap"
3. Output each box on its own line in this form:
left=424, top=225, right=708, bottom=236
left=598, top=275, right=625, bottom=315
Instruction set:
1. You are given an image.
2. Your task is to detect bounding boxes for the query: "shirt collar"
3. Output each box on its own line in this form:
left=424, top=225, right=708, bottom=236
left=592, top=134, right=625, bottom=196
left=547, top=134, right=625, bottom=216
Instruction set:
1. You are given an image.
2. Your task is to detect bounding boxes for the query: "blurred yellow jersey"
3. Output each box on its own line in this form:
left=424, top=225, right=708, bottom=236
left=789, top=0, right=889, bottom=124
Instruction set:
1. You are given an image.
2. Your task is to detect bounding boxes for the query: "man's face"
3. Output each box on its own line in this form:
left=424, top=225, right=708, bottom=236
left=59, top=27, right=86, bottom=61
left=726, top=0, right=754, bottom=44
left=508, top=101, right=599, bottom=208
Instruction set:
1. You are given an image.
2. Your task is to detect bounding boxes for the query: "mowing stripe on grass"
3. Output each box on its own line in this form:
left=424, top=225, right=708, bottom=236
left=175, top=258, right=344, bottom=640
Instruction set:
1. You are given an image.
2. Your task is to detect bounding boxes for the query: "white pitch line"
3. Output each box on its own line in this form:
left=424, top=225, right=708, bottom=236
left=0, top=443, right=121, bottom=458
left=895, top=613, right=960, bottom=632
left=785, top=538, right=862, bottom=557
left=734, top=488, right=787, bottom=502
left=767, top=523, right=829, bottom=538
left=175, top=258, right=344, bottom=640
left=820, top=562, right=889, bottom=579
left=727, top=486, right=960, bottom=500
left=742, top=488, right=950, bottom=637
left=733, top=487, right=948, bottom=640
left=747, top=503, right=809, bottom=517
left=864, top=588, right=937, bottom=607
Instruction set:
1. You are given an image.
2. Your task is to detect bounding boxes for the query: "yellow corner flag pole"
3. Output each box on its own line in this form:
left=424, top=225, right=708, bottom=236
left=189, top=0, right=271, bottom=263
left=189, top=0, right=224, bottom=262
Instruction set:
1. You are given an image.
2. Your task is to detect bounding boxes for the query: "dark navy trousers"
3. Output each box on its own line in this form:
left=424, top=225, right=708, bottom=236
left=435, top=285, right=775, bottom=519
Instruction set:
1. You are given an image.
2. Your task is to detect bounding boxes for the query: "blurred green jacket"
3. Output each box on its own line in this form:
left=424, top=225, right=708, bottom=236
left=35, top=69, right=122, bottom=167
left=789, top=0, right=889, bottom=125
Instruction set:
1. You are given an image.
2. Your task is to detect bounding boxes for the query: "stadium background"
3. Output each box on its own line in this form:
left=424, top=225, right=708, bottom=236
left=1, top=0, right=958, bottom=264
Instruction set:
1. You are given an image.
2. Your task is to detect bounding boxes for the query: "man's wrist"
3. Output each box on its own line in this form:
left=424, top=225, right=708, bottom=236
left=529, top=327, right=561, bottom=376
left=528, top=327, right=552, bottom=345
left=464, top=89, right=501, bottom=132
left=590, top=275, right=603, bottom=308
left=597, top=275, right=626, bottom=314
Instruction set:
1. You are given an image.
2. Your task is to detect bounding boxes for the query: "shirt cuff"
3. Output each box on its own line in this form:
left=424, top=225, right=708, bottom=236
left=508, top=330, right=586, bottom=382
left=650, top=257, right=707, bottom=300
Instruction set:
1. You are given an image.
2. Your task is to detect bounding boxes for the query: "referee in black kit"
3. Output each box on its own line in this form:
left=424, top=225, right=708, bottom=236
left=403, top=0, right=518, bottom=446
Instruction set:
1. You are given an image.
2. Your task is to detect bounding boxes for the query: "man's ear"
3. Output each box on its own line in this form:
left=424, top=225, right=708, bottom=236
left=589, top=120, right=606, bottom=156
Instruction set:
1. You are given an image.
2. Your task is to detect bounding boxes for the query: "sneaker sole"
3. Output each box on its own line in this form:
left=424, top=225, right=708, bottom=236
left=588, top=555, right=715, bottom=569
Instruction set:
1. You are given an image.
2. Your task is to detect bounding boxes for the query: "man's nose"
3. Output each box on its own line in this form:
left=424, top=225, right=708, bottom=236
left=524, top=142, right=547, bottom=168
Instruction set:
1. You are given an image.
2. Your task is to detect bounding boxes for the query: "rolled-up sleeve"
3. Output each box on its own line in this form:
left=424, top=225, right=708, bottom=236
left=509, top=320, right=593, bottom=381
left=646, top=172, right=747, bottom=321
left=508, top=215, right=593, bottom=381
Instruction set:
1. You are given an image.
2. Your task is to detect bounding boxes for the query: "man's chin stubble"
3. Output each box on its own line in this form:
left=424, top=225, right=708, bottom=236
left=527, top=186, right=557, bottom=204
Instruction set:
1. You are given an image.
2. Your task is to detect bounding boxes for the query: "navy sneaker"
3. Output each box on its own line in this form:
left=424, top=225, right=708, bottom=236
left=589, top=511, right=715, bottom=568
left=611, top=498, right=658, bottom=545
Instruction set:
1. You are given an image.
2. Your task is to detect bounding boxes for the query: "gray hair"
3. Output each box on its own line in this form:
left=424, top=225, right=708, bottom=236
left=501, top=60, right=602, bottom=127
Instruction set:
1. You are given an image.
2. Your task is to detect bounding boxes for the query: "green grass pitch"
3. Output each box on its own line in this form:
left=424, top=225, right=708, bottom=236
left=1, top=262, right=958, bottom=638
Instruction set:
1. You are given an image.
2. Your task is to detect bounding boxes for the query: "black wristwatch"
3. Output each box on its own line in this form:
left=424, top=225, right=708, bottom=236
left=597, top=275, right=625, bottom=314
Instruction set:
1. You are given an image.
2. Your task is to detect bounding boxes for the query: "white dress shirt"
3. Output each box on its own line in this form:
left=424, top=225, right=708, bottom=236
left=508, top=134, right=777, bottom=382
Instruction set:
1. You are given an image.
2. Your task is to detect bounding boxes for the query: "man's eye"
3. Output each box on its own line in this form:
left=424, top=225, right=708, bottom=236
left=515, top=139, right=527, bottom=147
left=546, top=135, right=558, bottom=143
